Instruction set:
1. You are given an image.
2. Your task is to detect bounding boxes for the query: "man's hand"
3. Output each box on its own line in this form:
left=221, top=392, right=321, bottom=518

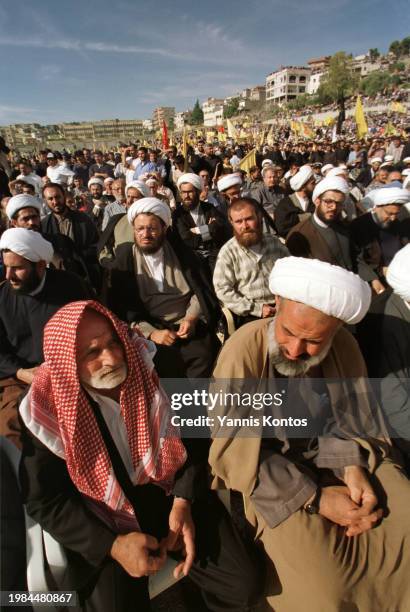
left=261, top=304, right=276, bottom=318
left=150, top=329, right=178, bottom=346
left=319, top=485, right=382, bottom=537
left=189, top=227, right=201, bottom=235
left=16, top=367, right=39, bottom=385
left=343, top=466, right=379, bottom=517
left=371, top=279, right=385, bottom=295
left=110, top=532, right=166, bottom=578
left=176, top=319, right=197, bottom=340
left=162, top=498, right=195, bottom=579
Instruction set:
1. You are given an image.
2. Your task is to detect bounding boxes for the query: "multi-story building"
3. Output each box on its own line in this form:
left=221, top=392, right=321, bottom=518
left=306, top=57, right=330, bottom=94
left=61, top=118, right=144, bottom=142
left=152, top=107, right=175, bottom=131
left=266, top=66, right=311, bottom=104
left=352, top=54, right=382, bottom=76
left=174, top=110, right=192, bottom=130
left=202, top=98, right=224, bottom=126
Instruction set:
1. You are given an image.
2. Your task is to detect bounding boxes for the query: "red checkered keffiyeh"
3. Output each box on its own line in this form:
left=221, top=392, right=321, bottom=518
left=22, top=300, right=186, bottom=532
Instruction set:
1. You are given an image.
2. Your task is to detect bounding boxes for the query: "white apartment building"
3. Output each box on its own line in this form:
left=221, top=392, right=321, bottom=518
left=266, top=66, right=312, bottom=104
left=202, top=97, right=224, bottom=126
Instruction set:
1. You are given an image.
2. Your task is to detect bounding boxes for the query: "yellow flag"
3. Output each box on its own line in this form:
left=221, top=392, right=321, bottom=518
left=390, top=101, right=406, bottom=114
left=266, top=124, right=275, bottom=146
left=384, top=121, right=398, bottom=136
left=182, top=128, right=189, bottom=171
left=226, top=118, right=238, bottom=139
left=219, top=132, right=227, bottom=143
left=355, top=96, right=368, bottom=139
left=239, top=148, right=256, bottom=174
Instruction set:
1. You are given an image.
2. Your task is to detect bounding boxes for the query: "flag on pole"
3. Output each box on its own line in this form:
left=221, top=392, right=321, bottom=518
left=182, top=128, right=189, bottom=171
left=226, top=118, right=238, bottom=139
left=390, top=101, right=406, bottom=114
left=384, top=121, right=398, bottom=136
left=239, top=149, right=256, bottom=174
left=162, top=120, right=169, bottom=149
left=355, top=96, right=368, bottom=139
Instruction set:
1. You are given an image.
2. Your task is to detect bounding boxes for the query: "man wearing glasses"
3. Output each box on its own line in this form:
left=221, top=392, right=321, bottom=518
left=286, top=176, right=357, bottom=272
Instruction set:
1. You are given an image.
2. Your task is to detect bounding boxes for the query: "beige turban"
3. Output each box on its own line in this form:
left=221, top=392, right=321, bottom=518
left=326, top=167, right=348, bottom=179
left=177, top=173, right=202, bottom=191
left=125, top=180, right=149, bottom=197
left=127, top=197, right=171, bottom=227
left=312, top=176, right=349, bottom=201
left=217, top=174, right=242, bottom=192
left=289, top=165, right=313, bottom=191
left=88, top=177, right=104, bottom=188
left=372, top=187, right=410, bottom=207
left=0, top=227, right=54, bottom=263
left=370, top=157, right=382, bottom=165
left=321, top=164, right=334, bottom=176
left=6, top=194, right=41, bottom=220
left=269, top=256, right=371, bottom=324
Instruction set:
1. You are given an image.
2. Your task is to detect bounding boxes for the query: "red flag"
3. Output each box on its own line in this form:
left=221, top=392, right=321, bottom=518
left=162, top=120, right=169, bottom=149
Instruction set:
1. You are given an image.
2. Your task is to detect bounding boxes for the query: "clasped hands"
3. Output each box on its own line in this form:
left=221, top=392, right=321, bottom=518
left=315, top=465, right=383, bottom=537
left=110, top=498, right=195, bottom=579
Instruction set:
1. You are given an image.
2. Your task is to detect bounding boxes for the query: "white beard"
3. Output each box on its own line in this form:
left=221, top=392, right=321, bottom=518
left=82, top=364, right=128, bottom=390
left=269, top=323, right=333, bottom=377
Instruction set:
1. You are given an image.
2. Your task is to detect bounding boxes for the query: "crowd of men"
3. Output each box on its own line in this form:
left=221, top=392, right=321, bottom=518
left=1, top=126, right=410, bottom=611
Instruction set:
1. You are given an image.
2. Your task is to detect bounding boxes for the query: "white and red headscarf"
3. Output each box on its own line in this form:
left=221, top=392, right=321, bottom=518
left=20, top=300, right=186, bottom=532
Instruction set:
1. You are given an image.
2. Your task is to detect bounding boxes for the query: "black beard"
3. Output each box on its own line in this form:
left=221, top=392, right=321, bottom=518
left=10, top=268, right=42, bottom=294
left=135, top=233, right=166, bottom=254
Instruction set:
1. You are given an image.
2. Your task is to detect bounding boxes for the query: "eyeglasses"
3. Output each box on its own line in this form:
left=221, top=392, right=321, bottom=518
left=321, top=198, right=344, bottom=207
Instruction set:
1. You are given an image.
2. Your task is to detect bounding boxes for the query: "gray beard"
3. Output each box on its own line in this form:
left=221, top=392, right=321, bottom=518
left=268, top=319, right=333, bottom=377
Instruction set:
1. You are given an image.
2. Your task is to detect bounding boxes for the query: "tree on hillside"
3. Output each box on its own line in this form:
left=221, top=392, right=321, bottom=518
left=223, top=97, right=240, bottom=119
left=360, top=71, right=395, bottom=96
left=401, top=37, right=410, bottom=55
left=317, top=52, right=359, bottom=104
left=191, top=99, right=204, bottom=125
left=389, top=40, right=402, bottom=58
left=369, top=48, right=380, bottom=61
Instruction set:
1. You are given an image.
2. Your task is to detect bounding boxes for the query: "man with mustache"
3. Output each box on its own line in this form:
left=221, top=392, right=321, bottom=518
left=0, top=228, right=90, bottom=447
left=213, top=198, right=288, bottom=328
left=210, top=256, right=410, bottom=611
left=19, top=301, right=262, bottom=611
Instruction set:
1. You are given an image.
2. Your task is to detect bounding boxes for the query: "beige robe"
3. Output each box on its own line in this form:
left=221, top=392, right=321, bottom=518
left=209, top=318, right=410, bottom=612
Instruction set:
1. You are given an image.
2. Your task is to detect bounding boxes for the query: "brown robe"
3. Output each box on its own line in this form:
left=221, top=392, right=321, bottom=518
left=209, top=319, right=410, bottom=612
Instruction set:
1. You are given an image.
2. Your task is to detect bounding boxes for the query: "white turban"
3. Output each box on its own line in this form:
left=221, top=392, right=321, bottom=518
left=321, top=164, right=334, bottom=176
left=380, top=161, right=392, bottom=169
left=370, top=157, right=382, bottom=165
left=177, top=173, right=202, bottom=191
left=127, top=197, right=171, bottom=228
left=386, top=244, right=410, bottom=302
left=0, top=228, right=54, bottom=263
left=384, top=155, right=394, bottom=163
left=326, top=167, right=348, bottom=179
left=88, top=177, right=104, bottom=188
left=403, top=157, right=410, bottom=164
left=6, top=194, right=41, bottom=220
left=372, top=187, right=410, bottom=207
left=312, top=176, right=349, bottom=201
left=289, top=165, right=313, bottom=191
left=217, top=174, right=242, bottom=192
left=401, top=169, right=410, bottom=177
left=261, top=159, right=273, bottom=167
left=125, top=180, right=149, bottom=197
left=104, top=177, right=114, bottom=184
left=269, top=257, right=371, bottom=324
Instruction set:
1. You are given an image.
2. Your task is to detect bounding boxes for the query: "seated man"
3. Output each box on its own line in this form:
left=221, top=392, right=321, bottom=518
left=98, top=180, right=148, bottom=268
left=6, top=193, right=90, bottom=278
left=0, top=228, right=91, bottom=447
left=357, top=244, right=410, bottom=467
left=41, top=182, right=101, bottom=289
left=351, top=186, right=410, bottom=295
left=101, top=178, right=127, bottom=231
left=275, top=165, right=316, bottom=238
left=250, top=165, right=285, bottom=220
left=108, top=198, right=220, bottom=378
left=173, top=173, right=231, bottom=271
left=19, top=301, right=261, bottom=611
left=213, top=198, right=288, bottom=327
left=286, top=176, right=356, bottom=271
left=210, top=256, right=410, bottom=612
left=87, top=177, right=111, bottom=232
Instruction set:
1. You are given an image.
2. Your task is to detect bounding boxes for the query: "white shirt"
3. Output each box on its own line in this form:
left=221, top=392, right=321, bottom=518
left=295, top=192, right=309, bottom=212
left=143, top=248, right=165, bottom=290
left=47, top=164, right=74, bottom=185
left=87, top=389, right=136, bottom=483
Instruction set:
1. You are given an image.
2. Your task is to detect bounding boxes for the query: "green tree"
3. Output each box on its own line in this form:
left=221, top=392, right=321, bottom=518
left=223, top=97, right=240, bottom=119
left=401, top=36, right=410, bottom=55
left=369, top=48, right=380, bottom=61
left=191, top=99, right=204, bottom=125
left=316, top=51, right=359, bottom=104
left=389, top=40, right=402, bottom=58
left=360, top=71, right=394, bottom=96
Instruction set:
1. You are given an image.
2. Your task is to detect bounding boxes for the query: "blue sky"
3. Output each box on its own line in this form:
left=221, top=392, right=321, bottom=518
left=0, top=0, right=407, bottom=125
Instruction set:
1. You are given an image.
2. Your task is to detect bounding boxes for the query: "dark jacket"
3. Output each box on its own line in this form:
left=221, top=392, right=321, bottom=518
left=172, top=201, right=232, bottom=257
left=275, top=194, right=315, bottom=238
left=107, top=231, right=220, bottom=330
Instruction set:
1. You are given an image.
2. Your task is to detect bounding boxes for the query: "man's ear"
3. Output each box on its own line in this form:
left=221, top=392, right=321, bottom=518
left=36, top=260, right=47, bottom=275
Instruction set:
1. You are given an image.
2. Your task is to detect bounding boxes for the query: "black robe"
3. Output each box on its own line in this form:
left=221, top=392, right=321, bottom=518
left=0, top=269, right=92, bottom=378
left=275, top=195, right=315, bottom=238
